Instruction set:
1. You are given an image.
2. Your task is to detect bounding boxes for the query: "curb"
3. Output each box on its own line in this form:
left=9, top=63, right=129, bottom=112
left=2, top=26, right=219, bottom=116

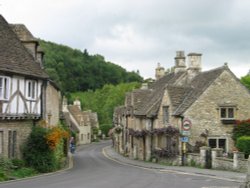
left=102, top=146, right=245, bottom=183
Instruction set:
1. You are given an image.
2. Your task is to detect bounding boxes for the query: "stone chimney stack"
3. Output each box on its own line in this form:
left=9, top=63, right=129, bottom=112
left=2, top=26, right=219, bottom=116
left=155, top=63, right=165, bottom=80
left=187, top=53, right=202, bottom=80
left=174, top=51, right=186, bottom=74
left=73, top=98, right=81, bottom=110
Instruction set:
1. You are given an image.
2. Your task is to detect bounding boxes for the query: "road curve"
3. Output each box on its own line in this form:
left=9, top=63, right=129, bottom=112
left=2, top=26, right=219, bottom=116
left=0, top=141, right=240, bottom=188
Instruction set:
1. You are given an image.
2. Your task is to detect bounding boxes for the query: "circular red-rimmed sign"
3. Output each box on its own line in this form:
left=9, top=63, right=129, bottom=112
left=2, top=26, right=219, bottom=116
left=182, top=119, right=192, bottom=131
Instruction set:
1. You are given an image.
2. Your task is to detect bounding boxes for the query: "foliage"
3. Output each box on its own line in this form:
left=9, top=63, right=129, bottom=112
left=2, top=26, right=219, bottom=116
left=0, top=158, right=37, bottom=181
left=46, top=127, right=69, bottom=150
left=10, top=168, right=37, bottom=178
left=128, top=126, right=179, bottom=138
left=241, top=74, right=250, bottom=90
left=23, top=125, right=69, bottom=173
left=99, top=124, right=112, bottom=137
left=236, top=136, right=250, bottom=156
left=39, top=40, right=143, bottom=93
left=232, top=119, right=250, bottom=141
left=71, top=82, right=141, bottom=125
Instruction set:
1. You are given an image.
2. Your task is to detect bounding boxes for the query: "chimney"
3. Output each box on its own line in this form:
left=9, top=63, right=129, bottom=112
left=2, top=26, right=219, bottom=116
left=187, top=53, right=202, bottom=80
left=73, top=98, right=81, bottom=110
left=155, top=63, right=165, bottom=80
left=174, top=51, right=186, bottom=73
left=36, top=46, right=44, bottom=68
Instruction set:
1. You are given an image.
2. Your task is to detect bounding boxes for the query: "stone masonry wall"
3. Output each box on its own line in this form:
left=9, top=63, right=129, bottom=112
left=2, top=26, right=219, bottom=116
left=184, top=70, right=250, bottom=152
left=0, top=120, right=33, bottom=159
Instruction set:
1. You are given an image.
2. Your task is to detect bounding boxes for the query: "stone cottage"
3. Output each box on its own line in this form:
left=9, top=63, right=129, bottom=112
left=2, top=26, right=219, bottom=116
left=0, top=15, right=57, bottom=159
left=63, top=99, right=99, bottom=145
left=113, top=51, right=250, bottom=161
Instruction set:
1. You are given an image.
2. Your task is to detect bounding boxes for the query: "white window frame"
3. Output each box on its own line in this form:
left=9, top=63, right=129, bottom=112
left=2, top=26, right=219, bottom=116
left=26, top=80, right=37, bottom=100
left=0, top=76, right=10, bottom=100
left=219, top=106, right=235, bottom=120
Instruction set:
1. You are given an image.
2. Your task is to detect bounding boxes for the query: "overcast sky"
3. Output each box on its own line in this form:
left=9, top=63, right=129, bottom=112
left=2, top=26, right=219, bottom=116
left=1, top=0, right=250, bottom=79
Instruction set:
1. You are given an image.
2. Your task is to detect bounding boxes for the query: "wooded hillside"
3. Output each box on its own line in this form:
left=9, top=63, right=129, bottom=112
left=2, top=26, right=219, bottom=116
left=40, top=40, right=143, bottom=93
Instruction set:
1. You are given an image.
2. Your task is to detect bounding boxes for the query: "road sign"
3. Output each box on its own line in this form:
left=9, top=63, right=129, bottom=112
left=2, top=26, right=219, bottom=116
left=181, top=137, right=189, bottom=142
left=181, top=130, right=190, bottom=136
left=182, top=118, right=192, bottom=131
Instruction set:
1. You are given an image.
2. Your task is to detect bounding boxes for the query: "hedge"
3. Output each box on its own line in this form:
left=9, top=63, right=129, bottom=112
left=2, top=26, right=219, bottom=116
left=236, top=136, right=250, bottom=156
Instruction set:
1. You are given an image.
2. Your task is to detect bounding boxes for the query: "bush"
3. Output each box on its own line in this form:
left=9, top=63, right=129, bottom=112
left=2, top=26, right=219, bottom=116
left=232, top=119, right=250, bottom=141
left=23, top=126, right=57, bottom=173
left=10, top=168, right=37, bottom=178
left=236, top=136, right=250, bottom=156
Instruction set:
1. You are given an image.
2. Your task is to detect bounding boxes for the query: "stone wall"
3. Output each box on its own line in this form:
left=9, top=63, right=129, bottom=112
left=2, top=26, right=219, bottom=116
left=184, top=71, right=250, bottom=152
left=0, top=120, right=33, bottom=159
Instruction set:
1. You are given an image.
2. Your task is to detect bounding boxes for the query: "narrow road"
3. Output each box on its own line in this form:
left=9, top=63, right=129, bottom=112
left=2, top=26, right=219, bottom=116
left=0, top=141, right=241, bottom=188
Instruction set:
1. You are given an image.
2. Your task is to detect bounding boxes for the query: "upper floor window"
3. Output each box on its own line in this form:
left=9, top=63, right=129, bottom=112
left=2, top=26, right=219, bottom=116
left=163, top=106, right=169, bottom=124
left=220, top=107, right=235, bottom=120
left=0, top=76, right=10, bottom=100
left=26, top=80, right=37, bottom=100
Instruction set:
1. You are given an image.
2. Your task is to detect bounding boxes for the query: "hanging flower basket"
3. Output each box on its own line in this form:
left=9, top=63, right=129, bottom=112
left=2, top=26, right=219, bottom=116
left=114, top=126, right=122, bottom=134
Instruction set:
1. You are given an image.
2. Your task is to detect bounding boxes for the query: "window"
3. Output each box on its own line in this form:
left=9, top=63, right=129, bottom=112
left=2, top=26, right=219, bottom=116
left=163, top=106, right=169, bottom=124
left=220, top=107, right=235, bottom=119
left=0, top=76, right=10, bottom=100
left=208, top=138, right=227, bottom=152
left=26, top=80, right=36, bottom=100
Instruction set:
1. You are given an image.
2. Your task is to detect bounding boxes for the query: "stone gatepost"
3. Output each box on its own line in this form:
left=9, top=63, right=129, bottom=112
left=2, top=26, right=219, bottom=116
left=233, top=151, right=245, bottom=170
left=240, top=155, right=250, bottom=188
left=200, top=146, right=211, bottom=168
left=211, top=148, right=223, bottom=169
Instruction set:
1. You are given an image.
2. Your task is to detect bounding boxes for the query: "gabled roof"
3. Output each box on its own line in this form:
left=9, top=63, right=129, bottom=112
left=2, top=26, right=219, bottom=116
left=0, top=15, right=48, bottom=79
left=133, top=72, right=185, bottom=117
left=9, top=24, right=38, bottom=42
left=118, top=64, right=231, bottom=119
left=173, top=66, right=227, bottom=115
left=67, top=105, right=82, bottom=125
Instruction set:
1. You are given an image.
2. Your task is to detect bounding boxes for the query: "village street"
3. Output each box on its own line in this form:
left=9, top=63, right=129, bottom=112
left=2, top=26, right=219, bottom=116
left=0, top=141, right=243, bottom=188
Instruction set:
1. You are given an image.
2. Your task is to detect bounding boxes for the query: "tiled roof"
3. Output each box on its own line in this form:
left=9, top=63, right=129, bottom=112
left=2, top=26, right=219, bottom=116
left=0, top=15, right=48, bottom=79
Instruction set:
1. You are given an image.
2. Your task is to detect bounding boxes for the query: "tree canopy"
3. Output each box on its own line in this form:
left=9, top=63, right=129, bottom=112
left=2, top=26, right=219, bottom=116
left=40, top=40, right=143, bottom=93
left=241, top=73, right=250, bottom=90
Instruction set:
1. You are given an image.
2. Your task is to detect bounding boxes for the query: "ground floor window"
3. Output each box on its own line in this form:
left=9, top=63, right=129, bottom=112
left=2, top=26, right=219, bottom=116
left=208, top=138, right=227, bottom=152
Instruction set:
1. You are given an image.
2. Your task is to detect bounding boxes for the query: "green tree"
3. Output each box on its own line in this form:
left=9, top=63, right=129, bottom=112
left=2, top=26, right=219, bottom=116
left=39, top=40, right=143, bottom=93
left=241, top=74, right=250, bottom=90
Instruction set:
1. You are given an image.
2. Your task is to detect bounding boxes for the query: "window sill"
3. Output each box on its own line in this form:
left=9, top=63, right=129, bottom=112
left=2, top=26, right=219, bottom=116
left=221, top=119, right=236, bottom=124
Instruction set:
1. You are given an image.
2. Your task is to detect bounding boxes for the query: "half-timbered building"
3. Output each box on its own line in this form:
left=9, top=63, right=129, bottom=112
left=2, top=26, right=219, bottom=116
left=0, top=15, right=50, bottom=158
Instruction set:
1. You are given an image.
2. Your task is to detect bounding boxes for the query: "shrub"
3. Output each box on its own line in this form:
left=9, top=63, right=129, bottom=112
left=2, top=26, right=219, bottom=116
left=232, top=119, right=250, bottom=141
left=236, top=136, right=250, bottom=156
left=10, top=168, right=37, bottom=178
left=11, top=159, right=25, bottom=169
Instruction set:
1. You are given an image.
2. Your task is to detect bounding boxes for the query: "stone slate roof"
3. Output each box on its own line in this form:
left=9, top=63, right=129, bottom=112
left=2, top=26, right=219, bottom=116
left=134, top=72, right=185, bottom=117
left=10, top=24, right=38, bottom=42
left=0, top=15, right=48, bottom=79
left=68, top=105, right=82, bottom=125
left=117, top=65, right=228, bottom=119
left=173, top=66, right=226, bottom=115
left=63, top=112, right=80, bottom=132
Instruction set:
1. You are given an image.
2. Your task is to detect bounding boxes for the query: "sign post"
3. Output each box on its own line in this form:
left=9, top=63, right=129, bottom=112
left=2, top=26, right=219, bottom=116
left=181, top=118, right=192, bottom=166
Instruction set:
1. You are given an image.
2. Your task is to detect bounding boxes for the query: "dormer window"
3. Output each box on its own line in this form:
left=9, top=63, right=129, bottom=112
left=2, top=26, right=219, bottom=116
left=26, top=80, right=37, bottom=100
left=0, top=76, right=10, bottom=100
